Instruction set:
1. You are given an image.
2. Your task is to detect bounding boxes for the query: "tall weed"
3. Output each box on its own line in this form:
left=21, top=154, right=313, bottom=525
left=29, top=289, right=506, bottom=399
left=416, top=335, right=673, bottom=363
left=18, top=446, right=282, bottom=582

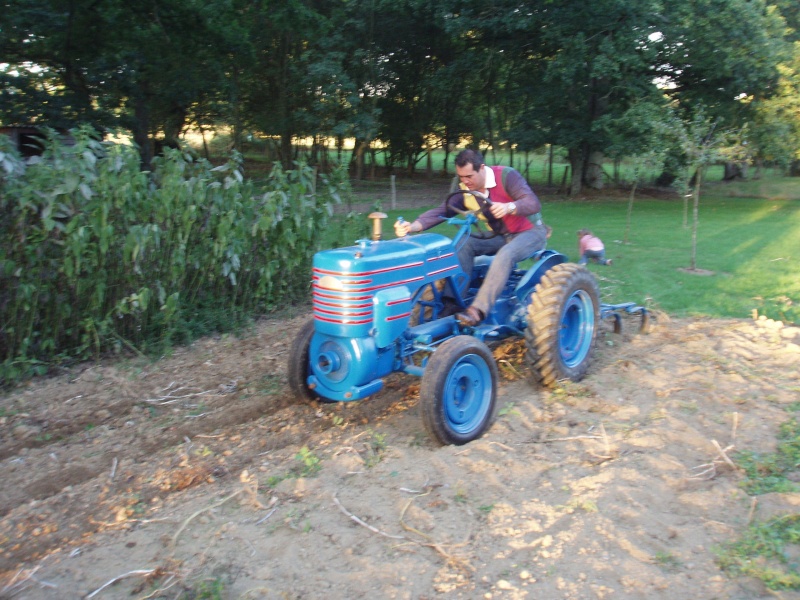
left=0, top=127, right=346, bottom=383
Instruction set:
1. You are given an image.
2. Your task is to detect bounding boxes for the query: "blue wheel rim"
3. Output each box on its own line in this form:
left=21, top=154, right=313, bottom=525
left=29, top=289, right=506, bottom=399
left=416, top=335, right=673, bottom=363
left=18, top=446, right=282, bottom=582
left=559, top=289, right=595, bottom=368
left=443, top=354, right=492, bottom=434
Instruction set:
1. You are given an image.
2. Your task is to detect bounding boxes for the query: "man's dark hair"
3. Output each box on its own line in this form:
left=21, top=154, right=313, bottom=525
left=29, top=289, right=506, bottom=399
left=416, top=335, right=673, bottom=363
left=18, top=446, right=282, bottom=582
left=455, top=149, right=484, bottom=171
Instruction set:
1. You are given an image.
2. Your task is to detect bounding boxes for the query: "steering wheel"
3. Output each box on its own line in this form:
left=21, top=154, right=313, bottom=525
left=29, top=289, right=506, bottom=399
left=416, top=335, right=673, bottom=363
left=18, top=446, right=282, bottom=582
left=444, top=190, right=500, bottom=239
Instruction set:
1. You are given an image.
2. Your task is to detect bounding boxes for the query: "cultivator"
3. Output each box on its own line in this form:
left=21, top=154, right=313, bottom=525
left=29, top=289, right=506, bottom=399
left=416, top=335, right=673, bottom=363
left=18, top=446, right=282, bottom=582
left=600, top=302, right=651, bottom=334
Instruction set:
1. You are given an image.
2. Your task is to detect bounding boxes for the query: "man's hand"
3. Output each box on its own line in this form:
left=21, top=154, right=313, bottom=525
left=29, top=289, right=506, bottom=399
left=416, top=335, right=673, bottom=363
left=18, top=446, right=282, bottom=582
left=394, top=219, right=421, bottom=237
left=489, top=202, right=515, bottom=220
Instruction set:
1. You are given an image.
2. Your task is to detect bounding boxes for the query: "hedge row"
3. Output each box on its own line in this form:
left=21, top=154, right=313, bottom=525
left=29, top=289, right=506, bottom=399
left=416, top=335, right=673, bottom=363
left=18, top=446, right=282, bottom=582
left=0, top=127, right=349, bottom=383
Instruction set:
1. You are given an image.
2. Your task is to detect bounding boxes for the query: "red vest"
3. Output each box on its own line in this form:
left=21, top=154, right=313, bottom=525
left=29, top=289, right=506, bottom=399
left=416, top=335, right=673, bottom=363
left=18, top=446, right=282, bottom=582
left=488, top=166, right=532, bottom=234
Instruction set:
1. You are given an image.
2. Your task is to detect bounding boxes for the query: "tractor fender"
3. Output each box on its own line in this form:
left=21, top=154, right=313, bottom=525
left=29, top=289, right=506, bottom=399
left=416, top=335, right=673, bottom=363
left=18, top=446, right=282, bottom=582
left=514, top=250, right=568, bottom=302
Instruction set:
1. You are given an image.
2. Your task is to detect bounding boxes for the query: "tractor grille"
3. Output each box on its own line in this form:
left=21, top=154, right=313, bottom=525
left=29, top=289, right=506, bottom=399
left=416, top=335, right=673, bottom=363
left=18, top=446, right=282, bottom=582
left=311, top=260, right=429, bottom=328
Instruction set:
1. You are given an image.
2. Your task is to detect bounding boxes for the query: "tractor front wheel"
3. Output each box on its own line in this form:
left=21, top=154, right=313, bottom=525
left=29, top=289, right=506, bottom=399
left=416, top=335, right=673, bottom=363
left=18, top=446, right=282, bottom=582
left=420, top=336, right=498, bottom=445
left=525, top=263, right=600, bottom=387
left=287, top=318, right=322, bottom=404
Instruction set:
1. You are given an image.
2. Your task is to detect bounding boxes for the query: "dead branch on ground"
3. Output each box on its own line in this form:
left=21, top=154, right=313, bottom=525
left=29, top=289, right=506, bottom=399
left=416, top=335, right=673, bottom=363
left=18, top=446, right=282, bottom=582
left=332, top=495, right=404, bottom=540
left=143, top=381, right=215, bottom=405
left=85, top=569, right=157, bottom=599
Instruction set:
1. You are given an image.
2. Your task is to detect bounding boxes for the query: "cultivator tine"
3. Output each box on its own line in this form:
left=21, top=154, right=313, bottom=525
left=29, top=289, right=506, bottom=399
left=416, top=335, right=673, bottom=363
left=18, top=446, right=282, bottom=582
left=600, top=303, right=651, bottom=335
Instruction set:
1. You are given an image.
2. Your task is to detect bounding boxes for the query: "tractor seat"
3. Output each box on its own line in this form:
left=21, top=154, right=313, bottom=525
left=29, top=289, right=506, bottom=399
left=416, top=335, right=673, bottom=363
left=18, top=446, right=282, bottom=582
left=473, top=246, right=548, bottom=269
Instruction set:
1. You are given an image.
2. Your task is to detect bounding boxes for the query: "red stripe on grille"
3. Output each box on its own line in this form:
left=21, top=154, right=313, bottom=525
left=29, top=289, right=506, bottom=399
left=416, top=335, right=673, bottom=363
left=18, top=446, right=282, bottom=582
left=314, top=262, right=423, bottom=277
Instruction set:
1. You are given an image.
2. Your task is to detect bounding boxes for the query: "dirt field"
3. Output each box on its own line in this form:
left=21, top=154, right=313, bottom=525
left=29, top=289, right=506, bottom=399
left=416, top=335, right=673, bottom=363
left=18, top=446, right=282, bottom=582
left=2, top=305, right=799, bottom=599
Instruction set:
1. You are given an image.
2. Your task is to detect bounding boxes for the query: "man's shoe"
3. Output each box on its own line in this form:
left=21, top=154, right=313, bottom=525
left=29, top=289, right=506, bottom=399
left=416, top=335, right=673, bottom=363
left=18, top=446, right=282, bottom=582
left=457, top=305, right=484, bottom=327
left=606, top=259, right=613, bottom=266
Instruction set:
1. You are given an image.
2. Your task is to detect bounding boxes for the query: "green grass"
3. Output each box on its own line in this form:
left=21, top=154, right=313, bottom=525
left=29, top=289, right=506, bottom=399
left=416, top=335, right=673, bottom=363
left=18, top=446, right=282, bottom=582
left=326, top=173, right=800, bottom=324
left=547, top=189, right=800, bottom=323
left=718, top=403, right=800, bottom=590
left=716, top=515, right=800, bottom=591
left=736, top=406, right=800, bottom=495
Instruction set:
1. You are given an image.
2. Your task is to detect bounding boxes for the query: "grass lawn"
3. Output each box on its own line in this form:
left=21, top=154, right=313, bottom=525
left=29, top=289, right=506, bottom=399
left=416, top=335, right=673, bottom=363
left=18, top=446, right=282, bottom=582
left=329, top=174, right=800, bottom=324
left=545, top=187, right=799, bottom=323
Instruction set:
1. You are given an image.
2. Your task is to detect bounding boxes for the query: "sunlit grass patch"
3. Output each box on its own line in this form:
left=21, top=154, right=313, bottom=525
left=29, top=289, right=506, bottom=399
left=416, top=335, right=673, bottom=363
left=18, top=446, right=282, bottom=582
left=716, top=515, right=800, bottom=591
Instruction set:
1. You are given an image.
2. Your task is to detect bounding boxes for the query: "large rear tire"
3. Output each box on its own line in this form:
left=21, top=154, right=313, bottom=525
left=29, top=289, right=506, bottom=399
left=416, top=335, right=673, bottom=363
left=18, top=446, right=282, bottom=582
left=525, top=263, right=600, bottom=387
left=420, top=336, right=498, bottom=446
left=287, top=318, right=322, bottom=404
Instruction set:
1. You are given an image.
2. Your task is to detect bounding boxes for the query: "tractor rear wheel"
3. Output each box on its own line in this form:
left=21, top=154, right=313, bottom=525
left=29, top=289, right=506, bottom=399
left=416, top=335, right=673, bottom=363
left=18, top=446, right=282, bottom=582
left=287, top=318, right=322, bottom=404
left=420, top=336, right=498, bottom=445
left=525, top=263, right=600, bottom=387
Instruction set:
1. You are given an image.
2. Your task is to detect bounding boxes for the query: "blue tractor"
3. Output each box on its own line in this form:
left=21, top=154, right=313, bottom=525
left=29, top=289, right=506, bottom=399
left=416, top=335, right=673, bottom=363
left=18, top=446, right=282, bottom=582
left=288, top=191, right=645, bottom=445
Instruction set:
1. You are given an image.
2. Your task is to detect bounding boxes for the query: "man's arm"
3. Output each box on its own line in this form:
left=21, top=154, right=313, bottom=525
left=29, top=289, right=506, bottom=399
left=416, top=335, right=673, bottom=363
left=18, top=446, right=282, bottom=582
left=503, top=169, right=541, bottom=215
left=394, top=201, right=449, bottom=236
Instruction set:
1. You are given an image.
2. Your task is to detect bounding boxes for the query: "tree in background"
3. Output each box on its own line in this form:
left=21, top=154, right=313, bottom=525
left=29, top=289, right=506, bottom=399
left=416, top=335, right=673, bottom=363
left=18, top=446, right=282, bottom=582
left=674, top=110, right=727, bottom=271
left=746, top=42, right=800, bottom=176
left=1, top=0, right=796, bottom=181
left=0, top=0, right=241, bottom=167
left=514, top=0, right=667, bottom=194
left=237, top=0, right=342, bottom=169
left=602, top=98, right=675, bottom=243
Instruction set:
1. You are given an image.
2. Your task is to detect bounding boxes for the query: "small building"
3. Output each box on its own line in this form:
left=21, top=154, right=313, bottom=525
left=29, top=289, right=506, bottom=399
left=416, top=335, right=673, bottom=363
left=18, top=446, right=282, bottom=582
left=0, top=126, right=75, bottom=157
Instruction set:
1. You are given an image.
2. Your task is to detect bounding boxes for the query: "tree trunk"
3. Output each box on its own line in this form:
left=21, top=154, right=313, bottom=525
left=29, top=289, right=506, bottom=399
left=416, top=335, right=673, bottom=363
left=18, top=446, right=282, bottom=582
left=655, top=170, right=676, bottom=187
left=133, top=91, right=152, bottom=169
left=625, top=180, right=637, bottom=244
left=353, top=139, right=368, bottom=180
left=200, top=126, right=210, bottom=160
left=559, top=166, right=570, bottom=194
left=229, top=67, right=242, bottom=154
left=568, top=148, right=584, bottom=195
left=280, top=132, right=292, bottom=171
left=525, top=150, right=531, bottom=181
left=585, top=150, right=605, bottom=190
left=753, top=157, right=763, bottom=180
left=690, top=168, right=702, bottom=270
left=723, top=162, right=745, bottom=181
left=442, top=136, right=452, bottom=176
left=682, top=173, right=692, bottom=229
left=426, top=142, right=433, bottom=179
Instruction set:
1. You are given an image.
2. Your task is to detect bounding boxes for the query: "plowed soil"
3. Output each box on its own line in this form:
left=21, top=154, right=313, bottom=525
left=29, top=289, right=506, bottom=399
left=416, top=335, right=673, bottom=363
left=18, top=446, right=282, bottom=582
left=2, top=307, right=800, bottom=599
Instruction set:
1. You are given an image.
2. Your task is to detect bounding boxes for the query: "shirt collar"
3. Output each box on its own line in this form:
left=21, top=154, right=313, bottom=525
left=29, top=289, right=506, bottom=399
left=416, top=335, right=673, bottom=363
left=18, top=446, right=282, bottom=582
left=483, top=166, right=497, bottom=190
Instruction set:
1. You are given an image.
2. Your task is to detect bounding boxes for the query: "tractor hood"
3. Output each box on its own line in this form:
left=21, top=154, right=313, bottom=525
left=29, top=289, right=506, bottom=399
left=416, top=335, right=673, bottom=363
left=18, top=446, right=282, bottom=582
left=311, top=233, right=459, bottom=340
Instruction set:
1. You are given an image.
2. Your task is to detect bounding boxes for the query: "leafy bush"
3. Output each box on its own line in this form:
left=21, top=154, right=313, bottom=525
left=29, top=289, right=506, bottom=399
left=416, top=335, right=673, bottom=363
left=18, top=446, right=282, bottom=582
left=0, top=126, right=347, bottom=383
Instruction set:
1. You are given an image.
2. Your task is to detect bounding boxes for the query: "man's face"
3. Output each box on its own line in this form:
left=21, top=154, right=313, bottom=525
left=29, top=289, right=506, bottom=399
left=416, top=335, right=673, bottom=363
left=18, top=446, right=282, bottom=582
left=456, top=163, right=485, bottom=190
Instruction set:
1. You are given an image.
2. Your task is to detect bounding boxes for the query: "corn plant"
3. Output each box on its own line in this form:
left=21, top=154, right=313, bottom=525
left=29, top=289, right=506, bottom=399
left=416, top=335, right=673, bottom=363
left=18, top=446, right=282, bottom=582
left=0, top=127, right=347, bottom=384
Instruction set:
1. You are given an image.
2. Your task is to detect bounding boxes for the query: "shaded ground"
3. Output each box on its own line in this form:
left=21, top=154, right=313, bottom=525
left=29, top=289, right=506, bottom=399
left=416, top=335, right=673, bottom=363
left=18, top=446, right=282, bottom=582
left=2, top=308, right=800, bottom=599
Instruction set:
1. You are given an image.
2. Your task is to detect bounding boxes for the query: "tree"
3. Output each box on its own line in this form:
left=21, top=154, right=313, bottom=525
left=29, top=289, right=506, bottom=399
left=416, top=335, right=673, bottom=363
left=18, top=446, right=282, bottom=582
left=236, top=0, right=343, bottom=169
left=674, top=110, right=726, bottom=271
left=0, top=0, right=240, bottom=166
left=603, top=99, right=674, bottom=243
left=505, top=0, right=666, bottom=194
left=370, top=0, right=450, bottom=173
left=746, top=42, right=800, bottom=175
left=657, top=0, right=789, bottom=127
left=2, top=0, right=793, bottom=181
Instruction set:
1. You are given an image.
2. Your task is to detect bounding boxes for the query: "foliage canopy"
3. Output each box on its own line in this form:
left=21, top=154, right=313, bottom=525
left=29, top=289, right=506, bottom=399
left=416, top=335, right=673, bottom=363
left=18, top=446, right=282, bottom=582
left=1, top=0, right=797, bottom=187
